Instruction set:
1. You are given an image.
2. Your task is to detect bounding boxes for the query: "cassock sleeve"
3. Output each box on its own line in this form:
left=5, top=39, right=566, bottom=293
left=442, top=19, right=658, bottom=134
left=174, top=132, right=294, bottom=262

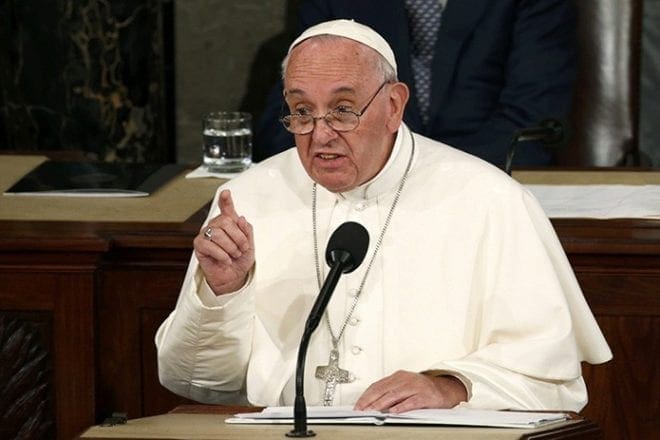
left=155, top=188, right=256, bottom=404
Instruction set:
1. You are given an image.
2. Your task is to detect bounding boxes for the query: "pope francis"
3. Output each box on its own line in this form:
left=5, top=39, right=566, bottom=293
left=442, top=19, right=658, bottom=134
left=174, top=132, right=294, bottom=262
left=156, top=19, right=612, bottom=413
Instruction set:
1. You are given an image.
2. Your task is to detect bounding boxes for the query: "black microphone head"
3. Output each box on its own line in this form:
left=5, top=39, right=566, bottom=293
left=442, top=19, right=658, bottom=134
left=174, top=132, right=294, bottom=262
left=325, top=222, right=369, bottom=274
left=539, top=118, right=565, bottom=145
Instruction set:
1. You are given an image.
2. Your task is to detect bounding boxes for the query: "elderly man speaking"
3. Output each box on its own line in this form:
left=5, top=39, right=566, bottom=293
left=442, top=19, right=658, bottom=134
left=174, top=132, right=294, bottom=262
left=156, top=19, right=611, bottom=413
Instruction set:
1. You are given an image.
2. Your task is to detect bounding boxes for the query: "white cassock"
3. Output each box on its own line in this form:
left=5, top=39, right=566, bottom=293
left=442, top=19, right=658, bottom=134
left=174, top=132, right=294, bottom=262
left=155, top=123, right=612, bottom=411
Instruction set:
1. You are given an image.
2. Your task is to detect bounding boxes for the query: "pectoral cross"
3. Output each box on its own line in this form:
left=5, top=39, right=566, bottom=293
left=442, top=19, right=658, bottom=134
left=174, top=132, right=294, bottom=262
left=315, top=348, right=353, bottom=406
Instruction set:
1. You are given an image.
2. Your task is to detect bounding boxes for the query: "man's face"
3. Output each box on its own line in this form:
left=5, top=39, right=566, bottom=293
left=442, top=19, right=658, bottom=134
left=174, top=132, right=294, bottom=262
left=284, top=38, right=405, bottom=193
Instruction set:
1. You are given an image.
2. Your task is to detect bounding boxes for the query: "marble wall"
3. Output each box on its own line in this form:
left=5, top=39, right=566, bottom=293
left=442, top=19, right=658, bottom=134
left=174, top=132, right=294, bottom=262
left=0, top=0, right=173, bottom=162
left=0, top=0, right=295, bottom=165
left=174, top=0, right=298, bottom=164
left=2, top=1, right=656, bottom=166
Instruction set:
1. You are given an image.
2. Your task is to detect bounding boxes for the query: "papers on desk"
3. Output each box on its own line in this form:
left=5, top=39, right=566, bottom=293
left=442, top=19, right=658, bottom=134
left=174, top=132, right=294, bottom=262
left=525, top=184, right=660, bottom=219
left=226, top=406, right=569, bottom=429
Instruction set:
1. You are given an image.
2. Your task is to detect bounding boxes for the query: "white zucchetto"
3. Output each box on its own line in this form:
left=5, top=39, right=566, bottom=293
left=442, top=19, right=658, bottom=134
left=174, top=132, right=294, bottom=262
left=288, top=19, right=398, bottom=75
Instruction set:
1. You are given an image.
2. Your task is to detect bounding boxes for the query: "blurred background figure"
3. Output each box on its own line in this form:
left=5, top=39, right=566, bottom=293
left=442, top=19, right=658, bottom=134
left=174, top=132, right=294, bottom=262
left=252, top=0, right=577, bottom=169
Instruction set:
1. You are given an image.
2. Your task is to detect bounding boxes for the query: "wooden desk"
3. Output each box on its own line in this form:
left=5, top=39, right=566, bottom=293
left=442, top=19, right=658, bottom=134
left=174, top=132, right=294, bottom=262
left=77, top=405, right=601, bottom=440
left=0, top=158, right=658, bottom=439
left=0, top=155, right=221, bottom=440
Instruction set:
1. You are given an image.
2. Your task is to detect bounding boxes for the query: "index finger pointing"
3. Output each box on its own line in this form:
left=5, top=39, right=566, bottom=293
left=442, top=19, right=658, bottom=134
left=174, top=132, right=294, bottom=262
left=218, top=189, right=239, bottom=220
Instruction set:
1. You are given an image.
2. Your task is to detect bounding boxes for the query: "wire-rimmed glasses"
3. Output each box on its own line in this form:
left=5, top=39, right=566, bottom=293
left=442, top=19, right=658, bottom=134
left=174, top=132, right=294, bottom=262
left=280, top=82, right=388, bottom=135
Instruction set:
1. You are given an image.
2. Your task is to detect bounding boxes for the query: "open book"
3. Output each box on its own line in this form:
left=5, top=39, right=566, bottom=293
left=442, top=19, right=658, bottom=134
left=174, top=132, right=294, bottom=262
left=226, top=406, right=569, bottom=429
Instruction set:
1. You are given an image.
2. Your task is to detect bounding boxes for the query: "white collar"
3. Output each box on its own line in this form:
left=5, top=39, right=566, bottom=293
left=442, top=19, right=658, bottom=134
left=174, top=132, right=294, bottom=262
left=336, top=123, right=413, bottom=201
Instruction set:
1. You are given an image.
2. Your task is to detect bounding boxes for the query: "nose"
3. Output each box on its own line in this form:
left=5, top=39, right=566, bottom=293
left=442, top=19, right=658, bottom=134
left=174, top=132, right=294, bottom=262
left=310, top=116, right=338, bottom=145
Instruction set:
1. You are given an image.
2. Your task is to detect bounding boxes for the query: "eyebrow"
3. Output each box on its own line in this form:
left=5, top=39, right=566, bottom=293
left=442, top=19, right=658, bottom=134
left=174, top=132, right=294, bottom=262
left=284, top=86, right=358, bottom=98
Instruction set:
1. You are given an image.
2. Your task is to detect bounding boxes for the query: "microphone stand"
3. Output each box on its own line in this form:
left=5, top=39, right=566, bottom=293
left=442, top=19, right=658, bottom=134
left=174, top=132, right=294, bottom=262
left=286, top=252, right=351, bottom=437
left=504, top=119, right=564, bottom=175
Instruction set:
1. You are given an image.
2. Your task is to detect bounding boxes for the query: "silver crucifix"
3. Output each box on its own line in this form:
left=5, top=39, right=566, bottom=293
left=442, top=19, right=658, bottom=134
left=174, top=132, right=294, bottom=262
left=315, top=348, right=353, bottom=406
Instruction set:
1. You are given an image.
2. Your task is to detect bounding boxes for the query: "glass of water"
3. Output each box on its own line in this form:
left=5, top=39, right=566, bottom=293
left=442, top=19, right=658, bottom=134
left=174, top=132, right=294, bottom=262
left=202, top=111, right=253, bottom=173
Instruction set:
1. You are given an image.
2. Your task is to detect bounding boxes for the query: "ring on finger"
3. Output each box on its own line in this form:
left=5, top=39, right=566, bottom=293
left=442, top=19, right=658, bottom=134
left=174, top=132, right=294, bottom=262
left=203, top=226, right=213, bottom=241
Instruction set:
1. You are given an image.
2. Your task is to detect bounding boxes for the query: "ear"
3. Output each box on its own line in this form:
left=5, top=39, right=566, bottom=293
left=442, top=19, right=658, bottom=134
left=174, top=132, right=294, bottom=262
left=385, top=81, right=410, bottom=133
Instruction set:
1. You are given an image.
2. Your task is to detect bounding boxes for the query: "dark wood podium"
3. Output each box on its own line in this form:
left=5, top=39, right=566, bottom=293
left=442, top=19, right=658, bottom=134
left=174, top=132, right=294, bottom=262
left=1, top=156, right=658, bottom=439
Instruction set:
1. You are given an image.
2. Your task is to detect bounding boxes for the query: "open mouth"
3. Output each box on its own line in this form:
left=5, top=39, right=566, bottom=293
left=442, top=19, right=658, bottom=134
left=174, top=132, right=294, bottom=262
left=318, top=153, right=341, bottom=160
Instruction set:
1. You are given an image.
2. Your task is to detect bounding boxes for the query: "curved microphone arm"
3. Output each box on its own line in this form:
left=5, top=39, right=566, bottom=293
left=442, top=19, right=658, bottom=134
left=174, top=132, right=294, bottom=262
left=505, top=119, right=565, bottom=175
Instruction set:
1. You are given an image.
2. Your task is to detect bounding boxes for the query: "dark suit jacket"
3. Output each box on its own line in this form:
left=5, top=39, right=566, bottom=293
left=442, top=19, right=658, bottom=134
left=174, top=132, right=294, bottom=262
left=253, top=0, right=576, bottom=168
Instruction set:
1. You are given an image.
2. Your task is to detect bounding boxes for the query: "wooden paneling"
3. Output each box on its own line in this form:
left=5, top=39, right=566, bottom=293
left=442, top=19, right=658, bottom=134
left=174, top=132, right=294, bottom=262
left=96, top=253, right=194, bottom=421
left=0, top=312, right=55, bottom=439
left=0, top=214, right=658, bottom=439
left=581, top=316, right=659, bottom=439
left=0, top=263, right=97, bottom=440
left=561, top=227, right=660, bottom=440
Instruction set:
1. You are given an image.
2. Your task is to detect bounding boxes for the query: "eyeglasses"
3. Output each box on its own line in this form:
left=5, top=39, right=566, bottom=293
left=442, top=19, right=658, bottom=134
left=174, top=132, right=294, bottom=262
left=279, top=82, right=388, bottom=135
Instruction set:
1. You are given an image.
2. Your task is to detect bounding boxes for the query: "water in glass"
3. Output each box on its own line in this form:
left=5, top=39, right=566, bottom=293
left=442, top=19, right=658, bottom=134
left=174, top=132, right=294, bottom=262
left=202, top=112, right=252, bottom=172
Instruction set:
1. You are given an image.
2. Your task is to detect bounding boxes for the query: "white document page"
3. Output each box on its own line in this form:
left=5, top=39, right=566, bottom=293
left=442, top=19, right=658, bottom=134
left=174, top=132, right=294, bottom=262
left=524, top=184, right=660, bottom=219
left=227, top=406, right=568, bottom=429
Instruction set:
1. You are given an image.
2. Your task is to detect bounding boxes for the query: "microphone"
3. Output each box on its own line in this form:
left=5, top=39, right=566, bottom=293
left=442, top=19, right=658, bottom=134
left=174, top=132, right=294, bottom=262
left=504, top=119, right=565, bottom=175
left=287, top=221, right=369, bottom=438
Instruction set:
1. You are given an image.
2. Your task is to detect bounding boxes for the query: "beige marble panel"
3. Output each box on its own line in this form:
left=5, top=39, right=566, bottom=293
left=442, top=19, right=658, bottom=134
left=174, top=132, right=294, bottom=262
left=175, top=0, right=289, bottom=164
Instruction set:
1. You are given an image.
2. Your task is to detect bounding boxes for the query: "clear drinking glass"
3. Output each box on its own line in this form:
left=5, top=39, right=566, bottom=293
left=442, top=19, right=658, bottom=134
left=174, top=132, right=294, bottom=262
left=202, top=111, right=253, bottom=173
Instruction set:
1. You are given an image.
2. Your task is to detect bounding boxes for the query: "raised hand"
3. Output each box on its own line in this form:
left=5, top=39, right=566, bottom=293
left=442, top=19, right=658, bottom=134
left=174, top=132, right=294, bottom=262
left=193, top=189, right=255, bottom=295
left=354, top=370, right=467, bottom=413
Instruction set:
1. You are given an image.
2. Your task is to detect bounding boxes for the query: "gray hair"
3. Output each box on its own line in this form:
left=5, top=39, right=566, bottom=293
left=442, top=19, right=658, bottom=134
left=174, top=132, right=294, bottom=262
left=281, top=35, right=398, bottom=83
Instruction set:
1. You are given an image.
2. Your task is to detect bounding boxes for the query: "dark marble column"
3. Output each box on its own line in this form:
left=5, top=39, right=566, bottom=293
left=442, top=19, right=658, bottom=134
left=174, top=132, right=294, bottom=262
left=0, top=0, right=174, bottom=163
